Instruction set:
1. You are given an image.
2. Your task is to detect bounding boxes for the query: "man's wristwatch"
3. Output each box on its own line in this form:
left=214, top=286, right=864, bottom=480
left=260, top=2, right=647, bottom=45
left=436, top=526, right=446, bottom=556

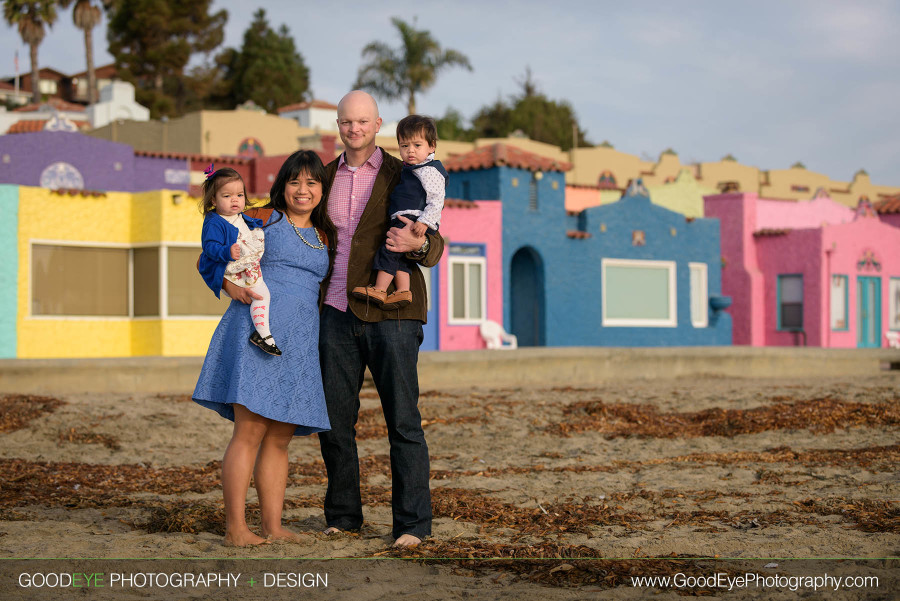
left=410, top=236, right=430, bottom=258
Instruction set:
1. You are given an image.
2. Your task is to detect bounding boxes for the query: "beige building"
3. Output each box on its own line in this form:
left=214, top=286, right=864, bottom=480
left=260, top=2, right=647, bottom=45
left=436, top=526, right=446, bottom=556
left=88, top=107, right=317, bottom=157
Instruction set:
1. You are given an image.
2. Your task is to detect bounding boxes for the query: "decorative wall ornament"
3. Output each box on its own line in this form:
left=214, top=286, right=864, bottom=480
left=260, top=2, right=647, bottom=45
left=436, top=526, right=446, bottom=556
left=40, top=162, right=84, bottom=190
left=597, top=170, right=617, bottom=190
left=854, top=196, right=877, bottom=220
left=857, top=249, right=881, bottom=272
left=44, top=113, right=78, bottom=133
left=632, top=230, right=646, bottom=246
left=237, top=137, right=265, bottom=158
left=625, top=178, right=649, bottom=198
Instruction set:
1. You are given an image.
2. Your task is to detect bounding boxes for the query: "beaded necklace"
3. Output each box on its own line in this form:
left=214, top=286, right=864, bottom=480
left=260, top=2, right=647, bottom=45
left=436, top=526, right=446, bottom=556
left=286, top=214, right=325, bottom=249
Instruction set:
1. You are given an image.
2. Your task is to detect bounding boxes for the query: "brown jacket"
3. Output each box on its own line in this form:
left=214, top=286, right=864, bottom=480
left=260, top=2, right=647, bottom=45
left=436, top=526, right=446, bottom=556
left=320, top=149, right=444, bottom=322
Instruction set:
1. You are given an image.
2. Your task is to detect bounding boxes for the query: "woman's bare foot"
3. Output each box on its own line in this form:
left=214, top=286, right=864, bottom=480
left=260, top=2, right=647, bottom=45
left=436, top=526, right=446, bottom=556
left=392, top=534, right=422, bottom=548
left=224, top=529, right=268, bottom=547
left=262, top=526, right=307, bottom=543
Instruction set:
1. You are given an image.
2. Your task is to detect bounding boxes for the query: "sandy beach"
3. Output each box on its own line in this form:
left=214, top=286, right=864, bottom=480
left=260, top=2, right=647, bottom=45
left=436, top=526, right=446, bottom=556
left=1, top=373, right=897, bottom=599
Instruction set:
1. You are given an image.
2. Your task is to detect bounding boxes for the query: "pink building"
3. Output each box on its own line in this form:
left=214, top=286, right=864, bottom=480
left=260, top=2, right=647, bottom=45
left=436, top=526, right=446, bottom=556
left=705, top=192, right=900, bottom=348
left=419, top=200, right=504, bottom=351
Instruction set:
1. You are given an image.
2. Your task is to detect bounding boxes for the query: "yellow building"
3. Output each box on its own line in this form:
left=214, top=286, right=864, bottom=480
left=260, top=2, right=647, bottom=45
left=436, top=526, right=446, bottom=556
left=15, top=186, right=227, bottom=358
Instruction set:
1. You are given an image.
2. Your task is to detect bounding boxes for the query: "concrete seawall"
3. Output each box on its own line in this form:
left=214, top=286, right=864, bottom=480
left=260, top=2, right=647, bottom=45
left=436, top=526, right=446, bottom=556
left=1, top=347, right=898, bottom=394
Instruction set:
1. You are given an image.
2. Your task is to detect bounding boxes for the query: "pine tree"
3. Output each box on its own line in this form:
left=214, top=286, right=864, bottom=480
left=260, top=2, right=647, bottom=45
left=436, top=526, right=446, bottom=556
left=219, top=9, right=310, bottom=112
left=104, top=0, right=226, bottom=117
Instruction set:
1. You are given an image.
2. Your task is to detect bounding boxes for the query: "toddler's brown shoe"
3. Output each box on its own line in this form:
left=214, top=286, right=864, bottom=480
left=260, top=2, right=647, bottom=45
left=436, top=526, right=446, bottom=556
left=381, top=290, right=412, bottom=310
left=351, top=286, right=387, bottom=306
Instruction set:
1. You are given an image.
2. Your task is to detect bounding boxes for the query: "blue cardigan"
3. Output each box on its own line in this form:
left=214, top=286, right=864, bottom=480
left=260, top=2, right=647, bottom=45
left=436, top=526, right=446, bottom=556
left=199, top=212, right=265, bottom=298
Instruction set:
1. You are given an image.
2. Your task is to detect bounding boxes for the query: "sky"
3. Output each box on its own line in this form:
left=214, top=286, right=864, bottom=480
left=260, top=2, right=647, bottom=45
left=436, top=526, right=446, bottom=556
left=3, top=0, right=899, bottom=185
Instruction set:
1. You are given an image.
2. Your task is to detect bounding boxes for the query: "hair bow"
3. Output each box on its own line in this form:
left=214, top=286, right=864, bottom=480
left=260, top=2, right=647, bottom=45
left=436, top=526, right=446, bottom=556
left=204, top=163, right=215, bottom=179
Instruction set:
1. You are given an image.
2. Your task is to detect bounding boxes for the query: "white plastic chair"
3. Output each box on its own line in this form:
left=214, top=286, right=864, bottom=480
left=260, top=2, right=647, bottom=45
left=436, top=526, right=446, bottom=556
left=886, top=331, right=900, bottom=349
left=479, top=320, right=518, bottom=350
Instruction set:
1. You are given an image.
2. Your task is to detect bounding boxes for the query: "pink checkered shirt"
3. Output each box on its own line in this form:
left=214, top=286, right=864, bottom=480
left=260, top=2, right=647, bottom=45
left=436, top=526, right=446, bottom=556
left=324, top=148, right=384, bottom=311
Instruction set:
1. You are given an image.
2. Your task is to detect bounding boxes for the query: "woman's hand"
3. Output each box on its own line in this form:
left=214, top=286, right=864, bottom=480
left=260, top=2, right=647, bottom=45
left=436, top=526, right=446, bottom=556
left=386, top=216, right=426, bottom=253
left=223, top=280, right=262, bottom=304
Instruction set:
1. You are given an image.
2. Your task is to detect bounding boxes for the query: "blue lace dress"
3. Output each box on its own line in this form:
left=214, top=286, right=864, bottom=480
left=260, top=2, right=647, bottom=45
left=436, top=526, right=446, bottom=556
left=193, top=211, right=331, bottom=436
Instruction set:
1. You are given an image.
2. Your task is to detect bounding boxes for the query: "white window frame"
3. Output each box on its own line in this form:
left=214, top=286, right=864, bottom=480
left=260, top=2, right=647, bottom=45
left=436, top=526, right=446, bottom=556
left=29, top=239, right=133, bottom=320
left=601, top=258, right=677, bottom=327
left=689, top=262, right=708, bottom=328
left=447, top=255, right=486, bottom=325
left=28, top=240, right=223, bottom=320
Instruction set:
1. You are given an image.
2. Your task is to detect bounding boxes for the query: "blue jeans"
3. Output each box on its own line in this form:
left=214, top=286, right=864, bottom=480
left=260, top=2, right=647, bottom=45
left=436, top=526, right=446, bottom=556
left=317, top=305, right=432, bottom=539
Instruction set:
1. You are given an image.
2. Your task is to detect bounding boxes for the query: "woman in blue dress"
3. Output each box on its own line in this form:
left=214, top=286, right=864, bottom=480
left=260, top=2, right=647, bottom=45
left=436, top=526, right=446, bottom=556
left=193, top=150, right=336, bottom=547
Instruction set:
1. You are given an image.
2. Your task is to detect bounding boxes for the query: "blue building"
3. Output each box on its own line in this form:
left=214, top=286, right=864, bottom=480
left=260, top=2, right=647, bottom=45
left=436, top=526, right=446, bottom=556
left=445, top=144, right=731, bottom=347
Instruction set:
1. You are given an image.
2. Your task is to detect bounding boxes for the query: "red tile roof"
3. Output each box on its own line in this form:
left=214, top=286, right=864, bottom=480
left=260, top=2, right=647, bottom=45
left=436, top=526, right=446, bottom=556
left=753, top=228, right=791, bottom=237
left=6, top=119, right=89, bottom=133
left=443, top=143, right=572, bottom=173
left=875, top=194, right=900, bottom=214
left=134, top=150, right=248, bottom=164
left=50, top=189, right=107, bottom=197
left=13, top=97, right=86, bottom=112
left=277, top=100, right=338, bottom=114
left=444, top=199, right=479, bottom=209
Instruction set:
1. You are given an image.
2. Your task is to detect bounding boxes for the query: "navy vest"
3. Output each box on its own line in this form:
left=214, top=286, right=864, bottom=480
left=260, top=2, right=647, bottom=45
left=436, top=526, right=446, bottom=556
left=388, top=159, right=449, bottom=214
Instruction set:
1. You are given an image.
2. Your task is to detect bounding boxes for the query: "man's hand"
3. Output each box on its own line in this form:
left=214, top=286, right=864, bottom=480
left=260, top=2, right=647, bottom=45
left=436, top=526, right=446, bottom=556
left=223, top=280, right=262, bottom=304
left=230, top=243, right=241, bottom=260
left=386, top=215, right=426, bottom=253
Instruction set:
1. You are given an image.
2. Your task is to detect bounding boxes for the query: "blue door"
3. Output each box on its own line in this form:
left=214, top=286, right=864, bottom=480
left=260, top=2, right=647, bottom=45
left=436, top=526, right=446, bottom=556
left=420, top=265, right=439, bottom=351
left=857, top=276, right=881, bottom=348
left=510, top=247, right=545, bottom=346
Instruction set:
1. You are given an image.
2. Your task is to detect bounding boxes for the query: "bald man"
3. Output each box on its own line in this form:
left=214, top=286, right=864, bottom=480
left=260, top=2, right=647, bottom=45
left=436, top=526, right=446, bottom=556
left=317, top=91, right=444, bottom=547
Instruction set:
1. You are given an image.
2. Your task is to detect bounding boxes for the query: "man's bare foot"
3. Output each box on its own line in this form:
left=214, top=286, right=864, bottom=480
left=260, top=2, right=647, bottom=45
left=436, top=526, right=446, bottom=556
left=392, top=534, right=422, bottom=548
left=322, top=527, right=342, bottom=535
left=261, top=526, right=307, bottom=543
left=223, top=529, right=268, bottom=547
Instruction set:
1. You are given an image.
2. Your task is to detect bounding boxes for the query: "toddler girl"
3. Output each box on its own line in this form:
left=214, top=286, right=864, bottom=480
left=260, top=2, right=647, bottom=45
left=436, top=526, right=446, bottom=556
left=198, top=165, right=281, bottom=356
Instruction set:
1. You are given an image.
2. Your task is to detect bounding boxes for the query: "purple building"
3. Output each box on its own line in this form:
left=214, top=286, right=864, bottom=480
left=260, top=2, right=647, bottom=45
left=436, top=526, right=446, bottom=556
left=0, top=131, right=189, bottom=192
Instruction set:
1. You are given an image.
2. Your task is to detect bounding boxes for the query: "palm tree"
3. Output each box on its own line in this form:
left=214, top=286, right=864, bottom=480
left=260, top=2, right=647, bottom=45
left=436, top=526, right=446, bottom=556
left=3, top=0, right=58, bottom=104
left=355, top=17, right=472, bottom=114
left=60, top=0, right=102, bottom=104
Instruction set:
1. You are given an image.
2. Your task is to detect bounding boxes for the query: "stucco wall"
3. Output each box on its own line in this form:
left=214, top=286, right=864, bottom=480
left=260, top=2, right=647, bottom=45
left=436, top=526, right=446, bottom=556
left=756, top=229, right=823, bottom=347
left=756, top=196, right=855, bottom=229
left=450, top=167, right=730, bottom=347
left=0, top=185, right=17, bottom=357
left=646, top=169, right=716, bottom=218
left=822, top=218, right=900, bottom=348
left=437, top=201, right=503, bottom=351
left=17, top=186, right=135, bottom=358
left=0, top=132, right=189, bottom=193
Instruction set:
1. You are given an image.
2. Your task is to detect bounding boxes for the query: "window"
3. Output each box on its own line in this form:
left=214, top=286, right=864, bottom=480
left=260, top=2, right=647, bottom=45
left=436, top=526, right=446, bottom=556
left=889, top=278, right=900, bottom=331
left=38, top=79, right=58, bottom=95
left=689, top=263, right=708, bottom=328
left=133, top=247, right=160, bottom=317
left=602, top=258, right=677, bottom=327
left=167, top=247, right=231, bottom=316
left=448, top=245, right=486, bottom=324
left=830, top=275, right=848, bottom=330
left=778, top=274, right=803, bottom=330
left=419, top=265, right=433, bottom=312
left=31, top=243, right=229, bottom=318
left=528, top=174, right=538, bottom=211
left=32, top=244, right=130, bottom=316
